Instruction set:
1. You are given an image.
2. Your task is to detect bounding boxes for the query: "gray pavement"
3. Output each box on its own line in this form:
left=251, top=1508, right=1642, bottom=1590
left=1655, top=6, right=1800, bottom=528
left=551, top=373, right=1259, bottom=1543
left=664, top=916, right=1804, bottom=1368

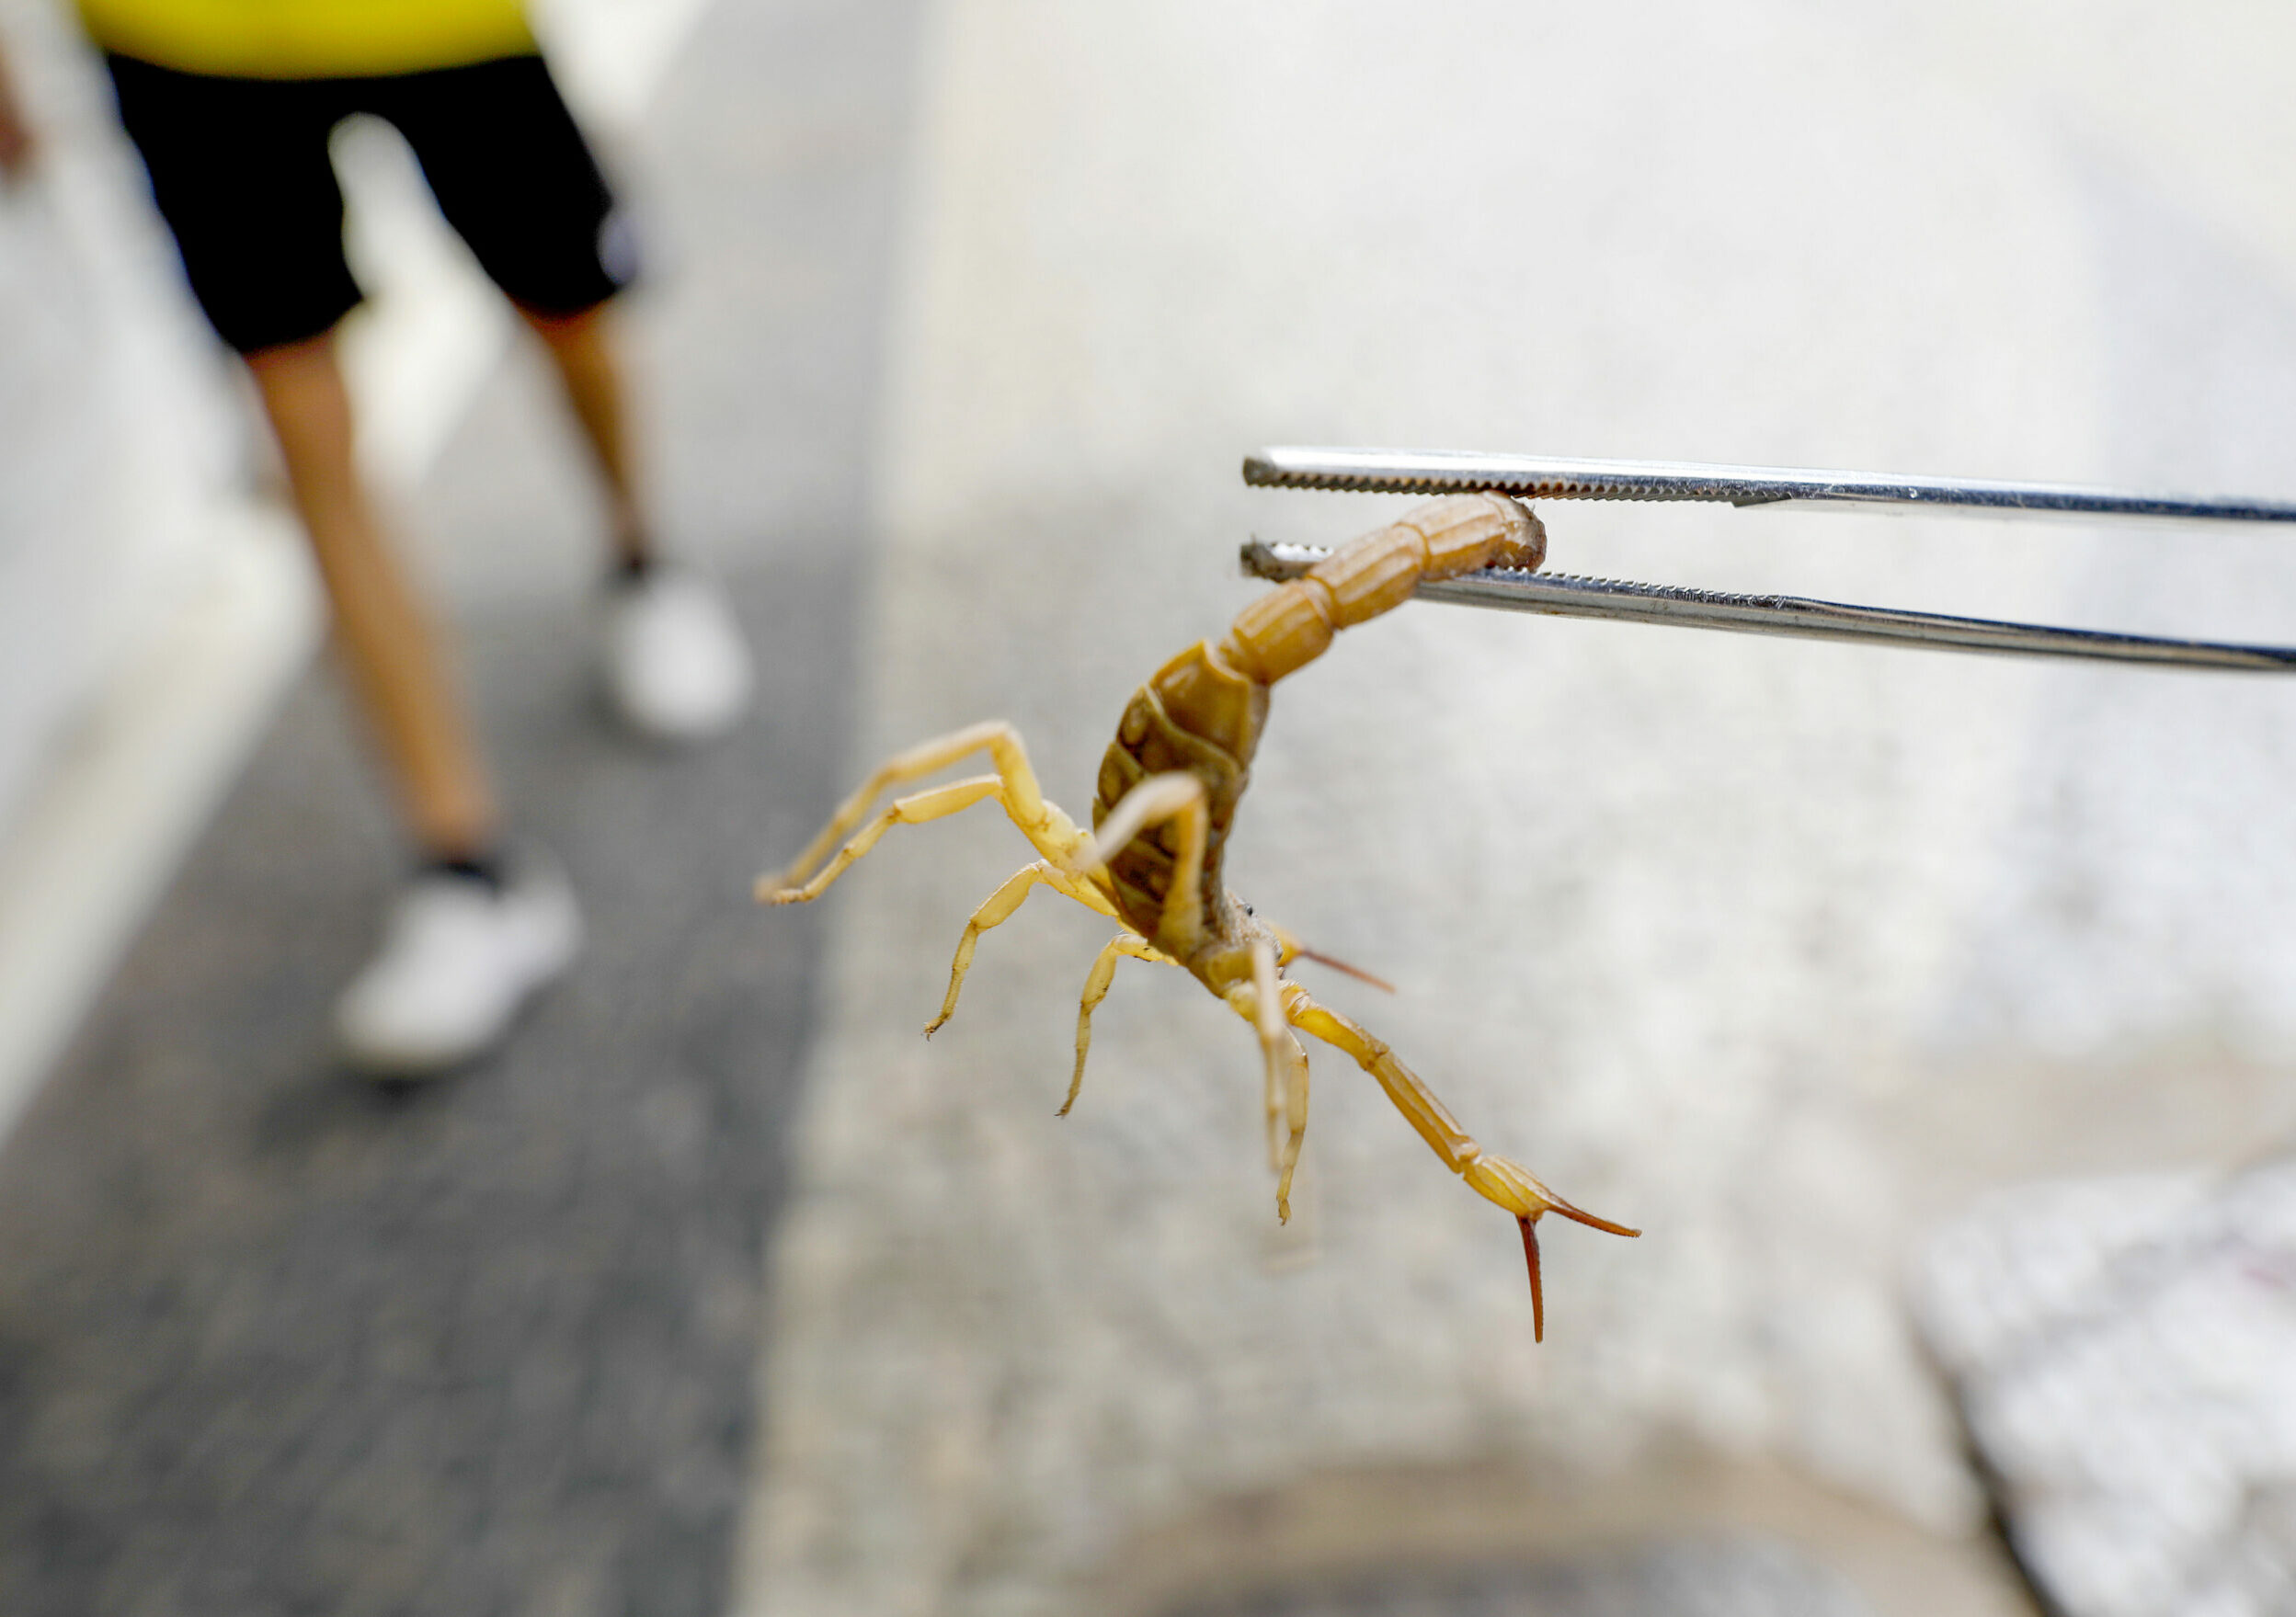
left=1167, top=1541, right=1872, bottom=1617
left=0, top=571, right=840, bottom=1617
left=739, top=6, right=2296, bottom=1616
left=0, top=0, right=918, bottom=1611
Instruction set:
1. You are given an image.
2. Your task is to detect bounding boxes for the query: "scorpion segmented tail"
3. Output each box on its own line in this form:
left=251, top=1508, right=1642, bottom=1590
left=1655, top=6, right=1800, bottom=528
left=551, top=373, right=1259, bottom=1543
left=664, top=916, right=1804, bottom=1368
left=1218, top=494, right=1546, bottom=687
left=1091, top=495, right=1545, bottom=950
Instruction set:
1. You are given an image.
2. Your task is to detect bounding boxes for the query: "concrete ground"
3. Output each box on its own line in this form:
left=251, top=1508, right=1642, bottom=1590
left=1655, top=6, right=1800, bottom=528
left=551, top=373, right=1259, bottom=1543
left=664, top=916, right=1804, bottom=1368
left=0, top=0, right=916, bottom=1611
left=741, top=4, right=2296, bottom=1616
left=0, top=578, right=840, bottom=1617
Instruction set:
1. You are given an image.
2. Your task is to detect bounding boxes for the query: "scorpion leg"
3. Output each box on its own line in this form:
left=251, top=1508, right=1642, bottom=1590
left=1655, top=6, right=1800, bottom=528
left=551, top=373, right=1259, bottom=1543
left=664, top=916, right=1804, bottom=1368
left=765, top=775, right=1003, bottom=905
left=928, top=860, right=1122, bottom=1038
left=1251, top=939, right=1285, bottom=1136
left=1064, top=931, right=1167, bottom=1116
left=1220, top=939, right=1312, bottom=1222
left=1248, top=940, right=1288, bottom=1174
left=1280, top=986, right=1638, bottom=1339
left=1269, top=1031, right=1310, bottom=1223
left=1269, top=924, right=1395, bottom=995
left=759, top=721, right=1092, bottom=904
left=1081, top=772, right=1208, bottom=951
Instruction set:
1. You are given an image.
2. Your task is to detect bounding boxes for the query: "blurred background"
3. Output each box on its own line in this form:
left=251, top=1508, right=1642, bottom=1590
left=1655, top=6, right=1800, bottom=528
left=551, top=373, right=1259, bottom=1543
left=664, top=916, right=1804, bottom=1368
left=5, top=1, right=2296, bottom=1613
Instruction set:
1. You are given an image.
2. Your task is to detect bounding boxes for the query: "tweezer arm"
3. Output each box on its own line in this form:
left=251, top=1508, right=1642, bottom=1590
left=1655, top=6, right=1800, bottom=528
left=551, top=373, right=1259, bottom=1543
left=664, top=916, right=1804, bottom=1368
left=1244, top=447, right=2296, bottom=526
left=1241, top=541, right=2296, bottom=673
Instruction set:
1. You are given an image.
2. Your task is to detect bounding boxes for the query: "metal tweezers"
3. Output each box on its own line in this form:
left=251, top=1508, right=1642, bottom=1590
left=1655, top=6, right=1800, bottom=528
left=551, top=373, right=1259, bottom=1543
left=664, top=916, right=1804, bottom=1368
left=1240, top=446, right=2296, bottom=672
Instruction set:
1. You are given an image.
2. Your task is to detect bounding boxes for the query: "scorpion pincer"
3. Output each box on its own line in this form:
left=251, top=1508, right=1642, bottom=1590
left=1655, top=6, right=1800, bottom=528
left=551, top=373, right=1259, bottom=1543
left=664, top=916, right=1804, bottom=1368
left=758, top=492, right=1638, bottom=1339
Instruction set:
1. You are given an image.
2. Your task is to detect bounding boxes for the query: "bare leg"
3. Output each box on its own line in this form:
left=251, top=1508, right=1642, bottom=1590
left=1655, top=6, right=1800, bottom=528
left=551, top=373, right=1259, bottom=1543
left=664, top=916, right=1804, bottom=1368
left=1065, top=930, right=1166, bottom=1115
left=1281, top=985, right=1638, bottom=1338
left=760, top=721, right=1098, bottom=902
left=929, top=860, right=1125, bottom=1037
left=246, top=332, right=497, bottom=857
left=520, top=302, right=647, bottom=567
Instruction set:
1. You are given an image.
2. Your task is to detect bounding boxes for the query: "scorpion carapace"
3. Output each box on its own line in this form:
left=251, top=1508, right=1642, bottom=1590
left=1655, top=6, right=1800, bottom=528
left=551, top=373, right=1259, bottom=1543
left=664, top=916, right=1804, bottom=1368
left=758, top=492, right=1638, bottom=1339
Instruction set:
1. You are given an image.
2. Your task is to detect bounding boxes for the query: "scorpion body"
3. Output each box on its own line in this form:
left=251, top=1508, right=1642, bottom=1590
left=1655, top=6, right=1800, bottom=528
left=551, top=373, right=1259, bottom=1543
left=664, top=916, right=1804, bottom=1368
left=760, top=493, right=1636, bottom=1338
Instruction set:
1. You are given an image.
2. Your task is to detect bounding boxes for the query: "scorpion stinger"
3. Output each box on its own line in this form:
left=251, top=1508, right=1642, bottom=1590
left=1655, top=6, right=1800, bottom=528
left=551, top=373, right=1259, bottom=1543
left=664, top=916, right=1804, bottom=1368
left=764, top=492, right=1639, bottom=1338
left=1274, top=981, right=1639, bottom=1341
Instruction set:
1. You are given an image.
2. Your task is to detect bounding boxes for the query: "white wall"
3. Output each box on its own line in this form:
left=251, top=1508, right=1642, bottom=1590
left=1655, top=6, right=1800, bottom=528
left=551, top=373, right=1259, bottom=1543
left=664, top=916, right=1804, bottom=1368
left=0, top=0, right=246, bottom=840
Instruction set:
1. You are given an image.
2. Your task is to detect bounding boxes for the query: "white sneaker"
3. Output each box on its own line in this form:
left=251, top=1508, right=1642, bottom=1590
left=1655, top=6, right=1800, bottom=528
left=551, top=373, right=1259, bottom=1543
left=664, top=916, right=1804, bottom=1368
left=599, top=565, right=754, bottom=743
left=336, top=854, right=583, bottom=1076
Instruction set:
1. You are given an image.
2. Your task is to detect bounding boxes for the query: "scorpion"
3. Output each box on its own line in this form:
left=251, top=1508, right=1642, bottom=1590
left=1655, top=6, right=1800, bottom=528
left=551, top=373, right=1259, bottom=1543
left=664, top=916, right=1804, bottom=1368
left=758, top=492, right=1638, bottom=1338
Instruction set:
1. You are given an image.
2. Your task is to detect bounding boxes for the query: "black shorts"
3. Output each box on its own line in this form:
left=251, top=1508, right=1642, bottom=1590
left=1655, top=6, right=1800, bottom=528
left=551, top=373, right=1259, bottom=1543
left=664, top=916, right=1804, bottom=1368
left=106, top=51, right=635, bottom=355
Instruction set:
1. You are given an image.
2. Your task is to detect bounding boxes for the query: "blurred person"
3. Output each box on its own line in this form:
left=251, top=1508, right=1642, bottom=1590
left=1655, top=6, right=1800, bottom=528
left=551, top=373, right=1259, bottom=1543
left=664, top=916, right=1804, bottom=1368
left=0, top=40, right=27, bottom=173
left=0, top=6, right=755, bottom=1075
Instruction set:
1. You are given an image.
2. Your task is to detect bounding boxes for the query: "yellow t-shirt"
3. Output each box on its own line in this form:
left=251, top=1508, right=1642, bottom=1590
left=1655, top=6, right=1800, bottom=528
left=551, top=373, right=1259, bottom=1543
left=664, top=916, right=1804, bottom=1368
left=77, top=0, right=536, bottom=79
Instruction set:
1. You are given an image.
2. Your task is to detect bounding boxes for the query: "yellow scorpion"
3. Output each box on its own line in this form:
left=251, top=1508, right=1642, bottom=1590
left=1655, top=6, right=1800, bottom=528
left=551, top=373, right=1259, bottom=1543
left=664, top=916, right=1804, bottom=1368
left=759, top=493, right=1638, bottom=1338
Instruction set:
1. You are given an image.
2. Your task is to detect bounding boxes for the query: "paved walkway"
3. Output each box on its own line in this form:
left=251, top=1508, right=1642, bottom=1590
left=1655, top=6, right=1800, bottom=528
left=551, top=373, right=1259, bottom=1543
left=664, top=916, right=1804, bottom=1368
left=741, top=5, right=2296, bottom=1615
left=0, top=0, right=918, bottom=1611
